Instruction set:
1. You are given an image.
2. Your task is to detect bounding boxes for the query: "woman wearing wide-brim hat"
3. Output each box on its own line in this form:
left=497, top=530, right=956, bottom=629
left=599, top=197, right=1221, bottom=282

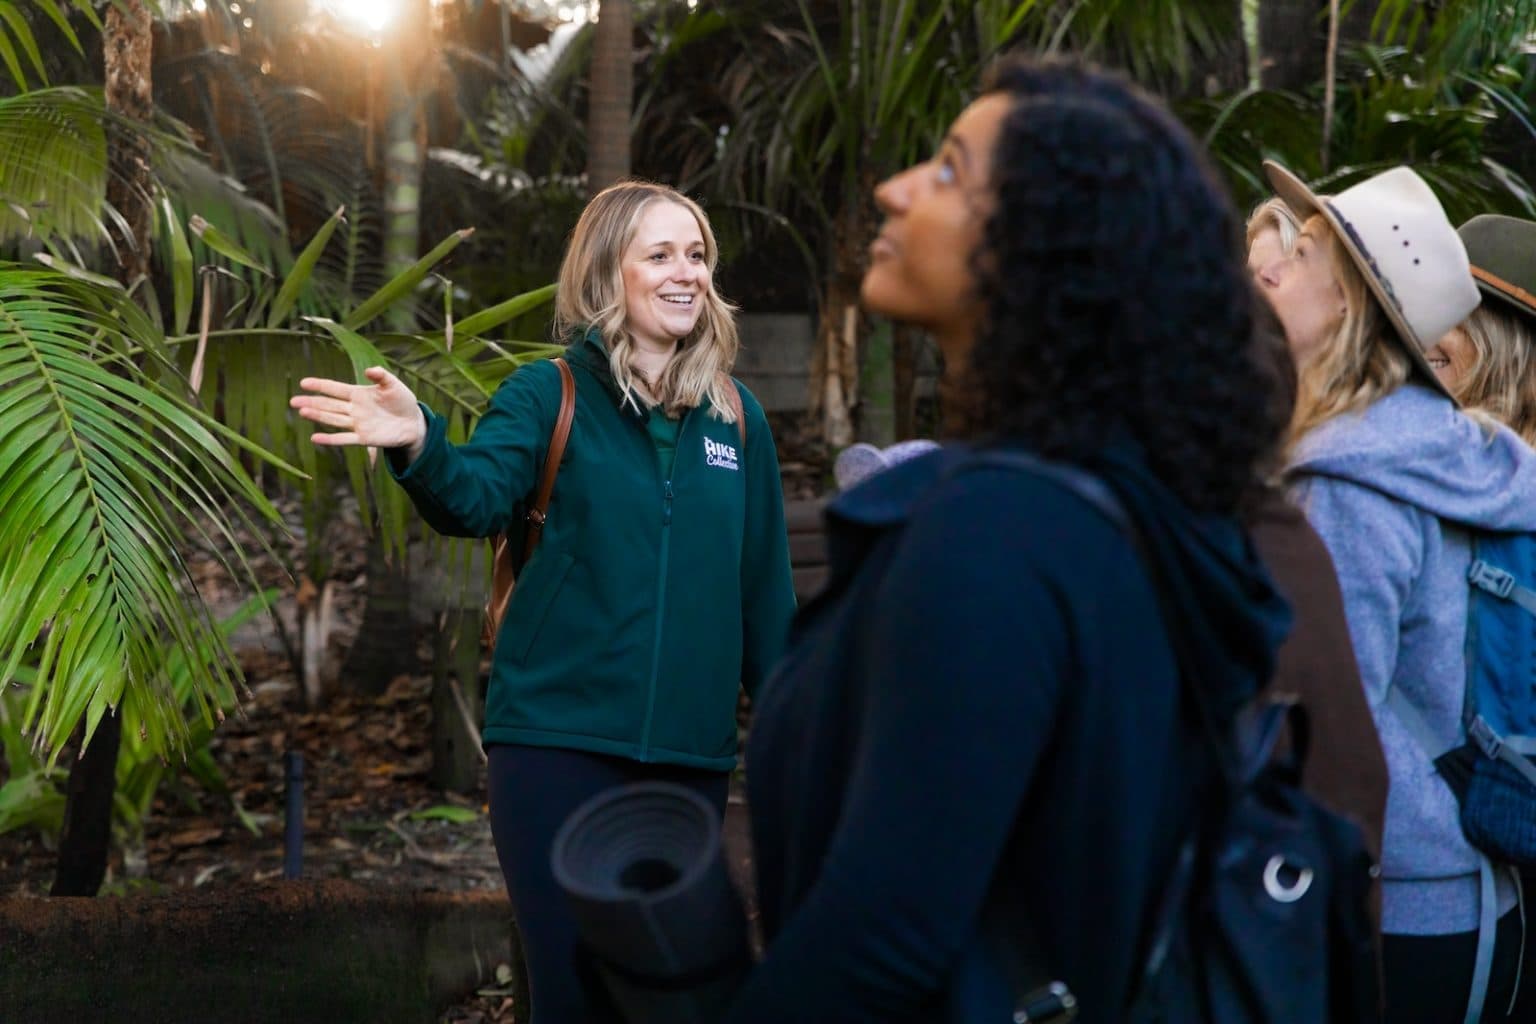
left=1254, top=161, right=1536, bottom=1023
left=1421, top=214, right=1536, bottom=445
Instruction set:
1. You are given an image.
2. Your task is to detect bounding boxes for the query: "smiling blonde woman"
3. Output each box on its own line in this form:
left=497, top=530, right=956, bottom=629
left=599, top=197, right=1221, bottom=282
left=290, top=180, right=795, bottom=1023
left=1427, top=214, right=1536, bottom=446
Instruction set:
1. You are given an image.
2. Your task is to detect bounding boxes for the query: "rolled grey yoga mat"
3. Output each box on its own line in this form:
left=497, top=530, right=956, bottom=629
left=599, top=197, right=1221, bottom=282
left=551, top=782, right=752, bottom=1024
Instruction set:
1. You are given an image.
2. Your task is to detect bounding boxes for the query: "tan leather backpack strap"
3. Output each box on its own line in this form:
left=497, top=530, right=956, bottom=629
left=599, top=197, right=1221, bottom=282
left=483, top=531, right=516, bottom=648
left=483, top=358, right=577, bottom=649
left=522, top=357, right=576, bottom=564
left=719, top=373, right=746, bottom=449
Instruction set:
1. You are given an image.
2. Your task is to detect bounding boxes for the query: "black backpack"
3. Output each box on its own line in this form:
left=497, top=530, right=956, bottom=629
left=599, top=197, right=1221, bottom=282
left=966, top=451, right=1381, bottom=1024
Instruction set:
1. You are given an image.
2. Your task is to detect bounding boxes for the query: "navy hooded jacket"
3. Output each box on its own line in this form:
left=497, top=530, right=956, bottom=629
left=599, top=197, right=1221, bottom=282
left=727, top=441, right=1289, bottom=1023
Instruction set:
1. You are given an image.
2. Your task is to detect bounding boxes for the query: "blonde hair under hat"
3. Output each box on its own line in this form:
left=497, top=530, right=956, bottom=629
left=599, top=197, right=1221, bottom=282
left=1262, top=161, right=1479, bottom=403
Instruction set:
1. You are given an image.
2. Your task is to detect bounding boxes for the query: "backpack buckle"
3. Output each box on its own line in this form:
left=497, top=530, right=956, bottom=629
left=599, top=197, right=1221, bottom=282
left=1469, top=559, right=1516, bottom=599
left=1470, top=716, right=1504, bottom=760
left=1013, top=982, right=1079, bottom=1023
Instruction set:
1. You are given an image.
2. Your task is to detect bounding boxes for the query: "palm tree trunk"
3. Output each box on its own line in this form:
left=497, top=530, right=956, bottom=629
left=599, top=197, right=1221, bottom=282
left=382, top=0, right=431, bottom=333
left=53, top=0, right=155, bottom=898
left=586, top=0, right=633, bottom=195
left=341, top=0, right=432, bottom=698
left=103, top=1, right=155, bottom=287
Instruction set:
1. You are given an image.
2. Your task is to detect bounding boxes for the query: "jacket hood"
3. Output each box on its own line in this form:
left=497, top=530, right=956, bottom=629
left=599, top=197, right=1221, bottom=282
left=564, top=326, right=617, bottom=384
left=1289, top=383, right=1536, bottom=533
left=565, top=326, right=649, bottom=425
left=828, top=441, right=1290, bottom=724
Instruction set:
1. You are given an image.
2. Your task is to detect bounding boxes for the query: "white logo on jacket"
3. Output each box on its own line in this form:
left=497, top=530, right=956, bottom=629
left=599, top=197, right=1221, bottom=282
left=704, top=437, right=739, bottom=471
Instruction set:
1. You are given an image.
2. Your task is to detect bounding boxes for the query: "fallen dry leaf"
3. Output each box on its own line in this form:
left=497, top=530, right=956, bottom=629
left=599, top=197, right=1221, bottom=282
left=167, top=827, right=224, bottom=849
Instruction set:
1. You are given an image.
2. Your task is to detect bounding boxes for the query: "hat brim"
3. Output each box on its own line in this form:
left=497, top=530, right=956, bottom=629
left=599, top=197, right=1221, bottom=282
left=1262, top=160, right=1457, bottom=405
left=1473, top=272, right=1536, bottom=325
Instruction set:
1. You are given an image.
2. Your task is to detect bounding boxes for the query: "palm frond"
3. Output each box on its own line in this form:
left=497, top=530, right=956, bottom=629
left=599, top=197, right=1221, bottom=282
left=0, top=86, right=107, bottom=244
left=0, top=265, right=286, bottom=762
left=154, top=47, right=389, bottom=315
left=155, top=150, right=290, bottom=295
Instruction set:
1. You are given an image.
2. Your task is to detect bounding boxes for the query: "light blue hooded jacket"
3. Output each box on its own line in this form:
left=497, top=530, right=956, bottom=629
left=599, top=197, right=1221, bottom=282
left=1289, top=383, right=1536, bottom=935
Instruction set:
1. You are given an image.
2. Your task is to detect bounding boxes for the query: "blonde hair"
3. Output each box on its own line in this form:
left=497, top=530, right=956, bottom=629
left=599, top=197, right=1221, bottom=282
left=1246, top=196, right=1302, bottom=254
left=553, top=181, right=740, bottom=421
left=1290, top=215, right=1410, bottom=442
left=1452, top=301, right=1536, bottom=446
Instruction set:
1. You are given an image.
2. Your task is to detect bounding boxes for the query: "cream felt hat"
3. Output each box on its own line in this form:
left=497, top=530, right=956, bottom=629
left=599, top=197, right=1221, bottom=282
left=1263, top=160, right=1480, bottom=402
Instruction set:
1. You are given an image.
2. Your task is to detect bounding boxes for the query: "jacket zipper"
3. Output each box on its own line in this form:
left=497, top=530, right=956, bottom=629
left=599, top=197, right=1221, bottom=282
left=639, top=409, right=690, bottom=760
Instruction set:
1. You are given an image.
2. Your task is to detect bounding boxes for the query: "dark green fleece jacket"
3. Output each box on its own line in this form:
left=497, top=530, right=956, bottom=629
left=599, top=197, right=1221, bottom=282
left=389, top=332, right=796, bottom=771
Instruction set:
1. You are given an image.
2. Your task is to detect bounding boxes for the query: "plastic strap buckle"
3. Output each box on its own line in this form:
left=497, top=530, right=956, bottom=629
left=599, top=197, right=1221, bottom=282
left=1014, top=982, right=1079, bottom=1023
left=1469, top=559, right=1516, bottom=599
left=1470, top=716, right=1505, bottom=760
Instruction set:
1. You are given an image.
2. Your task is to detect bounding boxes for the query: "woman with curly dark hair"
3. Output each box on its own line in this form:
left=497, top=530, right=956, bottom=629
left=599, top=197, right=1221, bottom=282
left=721, top=58, right=1294, bottom=1023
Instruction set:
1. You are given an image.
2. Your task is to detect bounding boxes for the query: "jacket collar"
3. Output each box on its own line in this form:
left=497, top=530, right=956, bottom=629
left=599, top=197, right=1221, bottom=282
left=565, top=326, right=650, bottom=426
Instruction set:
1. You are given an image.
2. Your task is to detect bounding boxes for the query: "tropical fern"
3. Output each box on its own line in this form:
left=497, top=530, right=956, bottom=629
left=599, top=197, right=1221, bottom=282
left=0, top=265, right=290, bottom=763
left=1190, top=39, right=1536, bottom=220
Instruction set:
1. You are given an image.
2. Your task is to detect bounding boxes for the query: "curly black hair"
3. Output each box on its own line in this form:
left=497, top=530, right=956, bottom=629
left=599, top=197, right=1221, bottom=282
left=964, top=58, right=1286, bottom=516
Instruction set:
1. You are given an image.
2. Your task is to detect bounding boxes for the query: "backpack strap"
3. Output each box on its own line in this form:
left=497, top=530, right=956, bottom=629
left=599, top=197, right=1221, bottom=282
left=523, top=357, right=577, bottom=563
left=483, top=357, right=576, bottom=649
left=1384, top=541, right=1536, bottom=1024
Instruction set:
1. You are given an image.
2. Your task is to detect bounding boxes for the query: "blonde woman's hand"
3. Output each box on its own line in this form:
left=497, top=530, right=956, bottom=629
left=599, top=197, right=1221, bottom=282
left=289, top=367, right=427, bottom=461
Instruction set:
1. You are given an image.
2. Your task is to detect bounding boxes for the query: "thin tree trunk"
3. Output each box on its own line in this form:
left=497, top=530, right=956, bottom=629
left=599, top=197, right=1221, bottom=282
left=430, top=609, right=484, bottom=793
left=1322, top=0, right=1340, bottom=171
left=816, top=202, right=876, bottom=447
left=53, top=0, right=154, bottom=899
left=50, top=710, right=123, bottom=896
left=1242, top=0, right=1262, bottom=91
left=587, top=0, right=633, bottom=195
left=892, top=323, right=917, bottom=441
left=298, top=574, right=338, bottom=706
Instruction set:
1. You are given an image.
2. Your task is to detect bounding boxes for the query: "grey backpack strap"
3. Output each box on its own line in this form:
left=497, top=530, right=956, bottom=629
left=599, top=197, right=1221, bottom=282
left=1382, top=687, right=1503, bottom=1024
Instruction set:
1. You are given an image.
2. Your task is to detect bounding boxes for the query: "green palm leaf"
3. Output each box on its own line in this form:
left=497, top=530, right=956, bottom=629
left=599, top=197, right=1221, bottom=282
left=0, top=265, right=287, bottom=763
left=0, top=87, right=109, bottom=244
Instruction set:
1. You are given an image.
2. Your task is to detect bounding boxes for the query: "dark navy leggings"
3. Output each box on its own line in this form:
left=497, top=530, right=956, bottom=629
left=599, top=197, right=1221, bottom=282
left=486, top=744, right=730, bottom=1024
left=1383, top=907, right=1536, bottom=1023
